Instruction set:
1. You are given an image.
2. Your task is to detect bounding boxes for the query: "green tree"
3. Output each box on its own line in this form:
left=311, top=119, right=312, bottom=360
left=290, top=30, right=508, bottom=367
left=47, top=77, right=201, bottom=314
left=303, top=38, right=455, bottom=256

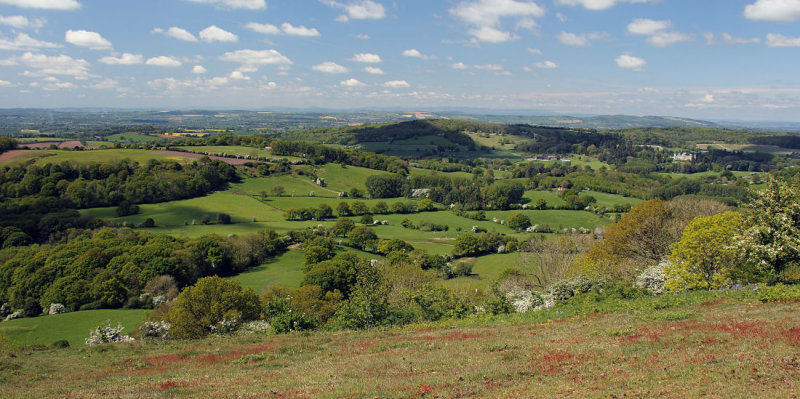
left=417, top=199, right=436, bottom=212
left=350, top=201, right=370, bottom=216
left=165, top=276, right=260, bottom=339
left=666, top=211, right=743, bottom=291
left=331, top=217, right=356, bottom=237
left=372, top=201, right=389, bottom=214
left=347, top=226, right=378, bottom=251
left=365, top=174, right=406, bottom=198
left=336, top=201, right=351, bottom=216
left=334, top=261, right=390, bottom=330
left=271, top=185, right=285, bottom=196
left=507, top=212, right=531, bottom=231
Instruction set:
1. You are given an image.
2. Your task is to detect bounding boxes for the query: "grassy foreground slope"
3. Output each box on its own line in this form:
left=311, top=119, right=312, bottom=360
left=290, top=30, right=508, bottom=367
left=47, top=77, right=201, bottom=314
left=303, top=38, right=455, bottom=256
left=2, top=293, right=798, bottom=398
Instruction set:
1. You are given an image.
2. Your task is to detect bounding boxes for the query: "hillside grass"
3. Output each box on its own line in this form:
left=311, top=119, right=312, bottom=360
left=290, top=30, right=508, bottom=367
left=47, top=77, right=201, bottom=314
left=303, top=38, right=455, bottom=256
left=0, top=309, right=149, bottom=347
left=2, top=292, right=798, bottom=397
left=231, top=249, right=305, bottom=294
left=174, top=145, right=272, bottom=158
left=106, top=133, right=163, bottom=143
left=29, top=149, right=187, bottom=166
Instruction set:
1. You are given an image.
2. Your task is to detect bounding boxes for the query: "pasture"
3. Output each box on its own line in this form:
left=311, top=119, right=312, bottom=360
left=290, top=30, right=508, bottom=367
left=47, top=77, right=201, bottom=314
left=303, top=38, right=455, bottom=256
left=0, top=309, right=149, bottom=346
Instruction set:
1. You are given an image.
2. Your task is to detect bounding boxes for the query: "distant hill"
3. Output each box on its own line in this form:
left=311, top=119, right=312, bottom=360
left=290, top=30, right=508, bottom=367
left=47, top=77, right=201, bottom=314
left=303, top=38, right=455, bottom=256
left=436, top=113, right=720, bottom=130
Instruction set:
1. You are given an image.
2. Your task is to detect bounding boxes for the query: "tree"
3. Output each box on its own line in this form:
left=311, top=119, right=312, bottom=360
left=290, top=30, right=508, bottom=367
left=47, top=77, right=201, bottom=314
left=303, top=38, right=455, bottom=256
left=165, top=276, right=260, bottom=339
left=331, top=218, right=356, bottom=237
left=365, top=174, right=406, bottom=198
left=217, top=213, right=232, bottom=225
left=482, top=182, right=525, bottom=210
left=417, top=199, right=436, bottom=212
left=141, top=218, right=156, bottom=228
left=507, top=212, right=531, bottom=231
left=271, top=185, right=285, bottom=196
left=376, top=239, right=414, bottom=255
left=666, top=211, right=743, bottom=291
left=347, top=226, right=378, bottom=251
left=334, top=261, right=390, bottom=330
left=336, top=201, right=352, bottom=216
left=735, top=178, right=800, bottom=283
left=350, top=201, right=370, bottom=216
left=372, top=201, right=389, bottom=214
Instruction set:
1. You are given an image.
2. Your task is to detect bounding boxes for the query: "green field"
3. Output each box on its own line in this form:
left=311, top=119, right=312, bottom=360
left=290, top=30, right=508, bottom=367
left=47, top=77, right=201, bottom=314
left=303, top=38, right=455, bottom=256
left=106, top=133, right=164, bottom=143
left=175, top=145, right=272, bottom=158
left=231, top=249, right=306, bottom=293
left=484, top=209, right=611, bottom=231
left=0, top=309, right=149, bottom=346
left=445, top=253, right=520, bottom=290
left=27, top=149, right=186, bottom=166
left=234, top=175, right=340, bottom=198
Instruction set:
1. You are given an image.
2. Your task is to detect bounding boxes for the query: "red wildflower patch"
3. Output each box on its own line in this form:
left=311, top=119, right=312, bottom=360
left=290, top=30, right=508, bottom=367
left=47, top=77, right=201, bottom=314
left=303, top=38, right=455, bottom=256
left=443, top=332, right=487, bottom=341
left=697, top=321, right=769, bottom=339
left=156, top=379, right=197, bottom=390
left=531, top=350, right=593, bottom=376
left=701, top=298, right=728, bottom=307
left=781, top=327, right=800, bottom=345
left=417, top=384, right=435, bottom=396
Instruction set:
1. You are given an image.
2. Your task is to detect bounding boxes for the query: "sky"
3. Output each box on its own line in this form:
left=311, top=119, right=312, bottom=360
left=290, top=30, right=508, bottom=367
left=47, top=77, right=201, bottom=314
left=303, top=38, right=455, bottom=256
left=1, top=0, right=800, bottom=121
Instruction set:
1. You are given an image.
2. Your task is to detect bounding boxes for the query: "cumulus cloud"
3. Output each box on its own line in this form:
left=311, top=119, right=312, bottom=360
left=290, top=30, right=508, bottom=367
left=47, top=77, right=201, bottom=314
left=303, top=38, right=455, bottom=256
left=469, top=26, right=515, bottom=43
left=0, top=79, right=13, bottom=87
left=451, top=62, right=470, bottom=69
left=615, top=53, right=646, bottom=71
left=281, top=23, right=320, bottom=37
left=219, top=49, right=292, bottom=65
left=744, top=0, right=800, bottom=22
left=98, top=53, right=143, bottom=65
left=534, top=60, right=558, bottom=69
left=185, top=0, right=266, bottom=10
left=402, top=49, right=435, bottom=59
left=355, top=33, right=370, bottom=39
left=627, top=18, right=670, bottom=35
left=627, top=18, right=693, bottom=47
left=192, top=65, right=208, bottom=74
left=0, top=15, right=45, bottom=29
left=766, top=33, right=800, bottom=47
left=7, top=52, right=89, bottom=76
left=340, top=78, right=365, bottom=87
left=364, top=66, right=384, bottom=74
left=450, top=0, right=545, bottom=43
left=556, top=31, right=607, bottom=46
left=527, top=47, right=543, bottom=55
left=349, top=52, right=381, bottom=63
left=474, top=64, right=504, bottom=71
left=556, top=0, right=656, bottom=11
left=153, top=27, right=199, bottom=42
left=320, top=0, right=386, bottom=22
left=383, top=80, right=410, bottom=88
left=199, top=25, right=238, bottom=43
left=65, top=30, right=112, bottom=50
left=0, top=33, right=61, bottom=50
left=313, top=61, right=349, bottom=73
left=145, top=56, right=182, bottom=67
left=245, top=22, right=280, bottom=34
left=0, top=0, right=80, bottom=10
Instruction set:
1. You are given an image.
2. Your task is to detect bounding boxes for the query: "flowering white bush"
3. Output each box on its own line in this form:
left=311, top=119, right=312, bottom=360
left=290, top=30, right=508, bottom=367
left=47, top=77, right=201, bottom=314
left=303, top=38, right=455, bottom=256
left=209, top=314, right=241, bottom=335
left=48, top=303, right=66, bottom=315
left=85, top=322, right=135, bottom=345
left=504, top=288, right=545, bottom=313
left=139, top=321, right=171, bottom=340
left=636, top=262, right=667, bottom=295
left=238, top=320, right=271, bottom=336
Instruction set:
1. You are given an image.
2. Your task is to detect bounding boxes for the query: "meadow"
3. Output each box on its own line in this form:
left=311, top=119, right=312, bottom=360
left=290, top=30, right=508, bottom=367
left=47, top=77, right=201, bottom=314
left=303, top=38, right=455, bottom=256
left=0, top=309, right=149, bottom=347
left=2, top=291, right=797, bottom=398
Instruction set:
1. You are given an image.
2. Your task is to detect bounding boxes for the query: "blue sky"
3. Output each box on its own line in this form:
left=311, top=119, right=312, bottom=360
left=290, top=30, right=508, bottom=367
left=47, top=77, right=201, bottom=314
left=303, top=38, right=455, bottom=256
left=1, top=0, right=800, bottom=121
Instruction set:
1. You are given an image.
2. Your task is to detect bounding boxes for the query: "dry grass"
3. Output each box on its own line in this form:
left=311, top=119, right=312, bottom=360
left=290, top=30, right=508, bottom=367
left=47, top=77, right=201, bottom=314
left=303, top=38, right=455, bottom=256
left=2, top=296, right=799, bottom=398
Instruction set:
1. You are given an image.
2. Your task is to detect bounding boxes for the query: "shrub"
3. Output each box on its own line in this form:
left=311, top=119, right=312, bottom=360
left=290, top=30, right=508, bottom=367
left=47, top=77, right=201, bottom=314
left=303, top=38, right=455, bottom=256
left=50, top=339, right=70, bottom=349
left=636, top=262, right=667, bottom=295
left=217, top=213, right=232, bottom=225
left=758, top=283, right=800, bottom=302
left=507, top=212, right=531, bottom=231
left=23, top=300, right=42, bottom=317
left=165, top=276, right=261, bottom=339
left=48, top=303, right=66, bottom=315
left=139, top=321, right=171, bottom=340
left=85, top=322, right=135, bottom=345
left=549, top=276, right=598, bottom=303
left=141, top=218, right=156, bottom=228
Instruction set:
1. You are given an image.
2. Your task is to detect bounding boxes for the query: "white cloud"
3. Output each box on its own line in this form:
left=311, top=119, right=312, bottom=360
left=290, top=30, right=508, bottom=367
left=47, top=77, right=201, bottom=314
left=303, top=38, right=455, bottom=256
left=0, top=79, right=13, bottom=87
left=534, top=60, right=558, bottom=69
left=615, top=53, right=646, bottom=71
left=65, top=30, right=112, bottom=50
left=145, top=56, right=182, bottom=67
left=744, top=0, right=800, bottom=22
left=0, top=15, right=45, bottom=29
left=527, top=47, right=543, bottom=55
left=645, top=31, right=693, bottom=47
left=383, top=80, right=410, bottom=88
left=313, top=61, right=349, bottom=73
left=153, top=27, right=199, bottom=42
left=468, top=26, right=515, bottom=43
left=556, top=31, right=590, bottom=46
left=474, top=64, right=504, bottom=71
left=219, top=49, right=292, bottom=65
left=355, top=33, right=370, bottom=39
left=186, top=0, right=266, bottom=10
left=349, top=52, right=381, bottom=63
left=364, top=66, right=384, bottom=74
left=199, top=25, right=238, bottom=43
left=229, top=70, right=249, bottom=80
left=281, top=23, right=321, bottom=37
left=402, top=49, right=434, bottom=59
left=766, top=33, right=800, bottom=47
left=719, top=33, right=760, bottom=45
left=193, top=65, right=208, bottom=74
left=451, top=62, right=470, bottom=69
left=10, top=52, right=89, bottom=76
left=245, top=22, right=280, bottom=35
left=98, top=53, right=143, bottom=65
left=627, top=18, right=670, bottom=35
left=450, top=0, right=545, bottom=28
left=0, top=0, right=80, bottom=10
left=340, top=78, right=365, bottom=87
left=321, top=0, right=386, bottom=22
left=0, top=33, right=61, bottom=50
left=555, top=0, right=656, bottom=11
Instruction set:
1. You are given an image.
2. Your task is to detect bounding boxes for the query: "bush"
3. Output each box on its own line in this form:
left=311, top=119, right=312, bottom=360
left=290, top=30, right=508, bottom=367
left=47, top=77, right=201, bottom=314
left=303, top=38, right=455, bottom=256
left=50, top=339, right=70, bottom=349
left=141, top=218, right=156, bottom=228
left=217, top=213, right=232, bottom=225
left=165, top=276, right=261, bottom=339
left=549, top=276, right=599, bottom=303
left=758, top=284, right=800, bottom=302
left=636, top=262, right=667, bottom=295
left=23, top=300, right=42, bottom=317
left=139, top=321, right=171, bottom=340
left=85, top=322, right=135, bottom=345
left=507, top=212, right=531, bottom=231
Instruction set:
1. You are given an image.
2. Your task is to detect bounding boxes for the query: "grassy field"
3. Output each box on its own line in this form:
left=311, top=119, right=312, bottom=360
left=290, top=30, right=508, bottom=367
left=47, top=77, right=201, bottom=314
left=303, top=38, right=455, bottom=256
left=106, top=133, right=163, bottom=143
left=657, top=170, right=758, bottom=180
left=484, top=209, right=611, bottom=231
left=231, top=249, right=306, bottom=294
left=2, top=292, right=798, bottom=397
left=445, top=253, right=520, bottom=290
left=175, top=145, right=272, bottom=158
left=0, top=309, right=149, bottom=346
left=234, top=175, right=339, bottom=198
left=26, top=149, right=188, bottom=166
